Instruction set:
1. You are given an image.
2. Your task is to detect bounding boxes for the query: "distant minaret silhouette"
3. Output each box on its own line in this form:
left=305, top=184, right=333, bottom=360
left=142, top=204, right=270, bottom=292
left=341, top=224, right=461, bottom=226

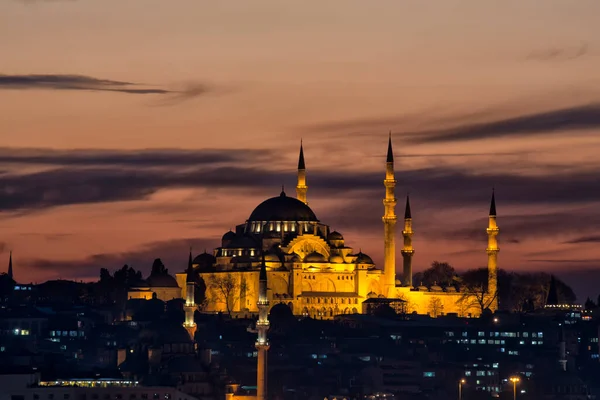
left=401, top=196, right=414, bottom=287
left=296, top=140, right=308, bottom=205
left=8, top=251, right=13, bottom=281
left=382, top=132, right=398, bottom=296
left=255, top=257, right=270, bottom=400
left=486, top=190, right=499, bottom=311
left=183, top=250, right=197, bottom=341
left=558, top=324, right=567, bottom=372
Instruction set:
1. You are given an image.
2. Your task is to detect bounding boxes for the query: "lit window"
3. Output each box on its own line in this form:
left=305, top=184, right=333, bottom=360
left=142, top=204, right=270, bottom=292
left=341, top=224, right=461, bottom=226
left=423, top=372, right=435, bottom=378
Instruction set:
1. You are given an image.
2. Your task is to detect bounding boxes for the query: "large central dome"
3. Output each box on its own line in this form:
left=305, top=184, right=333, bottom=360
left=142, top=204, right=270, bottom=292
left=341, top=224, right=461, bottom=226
left=248, top=191, right=318, bottom=222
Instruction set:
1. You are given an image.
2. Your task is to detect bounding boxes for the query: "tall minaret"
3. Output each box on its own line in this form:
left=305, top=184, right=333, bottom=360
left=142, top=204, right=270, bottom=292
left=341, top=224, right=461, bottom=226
left=183, top=250, right=197, bottom=341
left=486, top=190, right=499, bottom=312
left=296, top=140, right=308, bottom=205
left=382, top=133, right=398, bottom=296
left=558, top=325, right=567, bottom=372
left=401, top=196, right=414, bottom=287
left=7, top=251, right=13, bottom=281
left=255, top=259, right=270, bottom=400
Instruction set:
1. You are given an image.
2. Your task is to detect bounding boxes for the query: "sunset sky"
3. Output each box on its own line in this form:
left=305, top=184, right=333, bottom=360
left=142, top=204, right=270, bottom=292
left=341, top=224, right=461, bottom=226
left=2, top=0, right=600, bottom=300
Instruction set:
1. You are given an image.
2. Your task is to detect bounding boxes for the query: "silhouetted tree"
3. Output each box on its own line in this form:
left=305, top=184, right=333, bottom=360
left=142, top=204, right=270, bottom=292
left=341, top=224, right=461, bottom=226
left=95, top=264, right=143, bottom=307
left=457, top=268, right=576, bottom=312
left=192, top=271, right=207, bottom=309
left=165, top=298, right=185, bottom=324
left=0, top=273, right=15, bottom=301
left=151, top=258, right=168, bottom=276
left=585, top=297, right=596, bottom=310
left=458, top=268, right=497, bottom=314
left=413, top=261, right=457, bottom=288
left=207, top=273, right=248, bottom=316
left=427, top=297, right=444, bottom=317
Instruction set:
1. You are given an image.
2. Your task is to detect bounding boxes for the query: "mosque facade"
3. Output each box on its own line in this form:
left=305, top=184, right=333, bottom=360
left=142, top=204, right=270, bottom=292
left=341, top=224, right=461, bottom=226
left=171, top=136, right=498, bottom=318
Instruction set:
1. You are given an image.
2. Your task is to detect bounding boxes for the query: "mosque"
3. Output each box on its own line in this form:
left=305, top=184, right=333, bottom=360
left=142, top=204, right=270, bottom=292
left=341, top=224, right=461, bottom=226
left=131, top=135, right=499, bottom=318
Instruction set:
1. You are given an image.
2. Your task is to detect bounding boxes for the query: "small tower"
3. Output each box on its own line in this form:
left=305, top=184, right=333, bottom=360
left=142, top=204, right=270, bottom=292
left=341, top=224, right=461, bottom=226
left=296, top=140, right=308, bottom=205
left=7, top=251, right=13, bottom=281
left=255, top=259, right=270, bottom=400
left=558, top=324, right=567, bottom=372
left=183, top=250, right=197, bottom=341
left=486, top=190, right=499, bottom=312
left=401, top=196, right=414, bottom=287
left=382, top=133, right=398, bottom=296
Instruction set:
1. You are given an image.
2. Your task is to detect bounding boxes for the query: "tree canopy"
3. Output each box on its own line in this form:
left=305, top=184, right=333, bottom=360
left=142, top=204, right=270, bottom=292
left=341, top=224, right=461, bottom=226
left=413, top=261, right=458, bottom=288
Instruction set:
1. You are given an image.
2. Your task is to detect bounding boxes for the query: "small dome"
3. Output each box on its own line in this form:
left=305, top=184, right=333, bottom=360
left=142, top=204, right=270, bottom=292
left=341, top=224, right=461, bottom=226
left=304, top=251, right=327, bottom=263
left=146, top=273, right=179, bottom=288
left=193, top=251, right=216, bottom=266
left=288, top=253, right=301, bottom=263
left=248, top=191, right=318, bottom=222
left=222, top=230, right=236, bottom=241
left=328, top=231, right=344, bottom=241
left=329, top=254, right=344, bottom=263
left=355, top=252, right=374, bottom=264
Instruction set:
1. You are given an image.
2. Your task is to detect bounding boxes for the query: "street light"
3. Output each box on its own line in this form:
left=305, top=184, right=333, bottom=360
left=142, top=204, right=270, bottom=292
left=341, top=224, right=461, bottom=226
left=459, top=378, right=466, bottom=400
left=510, top=376, right=520, bottom=400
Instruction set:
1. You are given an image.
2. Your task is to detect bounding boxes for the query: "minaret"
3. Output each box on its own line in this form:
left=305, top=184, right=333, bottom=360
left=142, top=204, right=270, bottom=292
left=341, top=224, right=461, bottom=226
left=486, top=190, right=499, bottom=312
left=382, top=133, right=398, bottom=296
left=255, top=259, right=270, bottom=400
left=401, top=196, right=414, bottom=287
left=558, top=325, right=567, bottom=372
left=296, top=140, right=308, bottom=205
left=8, top=251, right=13, bottom=281
left=183, top=250, right=197, bottom=341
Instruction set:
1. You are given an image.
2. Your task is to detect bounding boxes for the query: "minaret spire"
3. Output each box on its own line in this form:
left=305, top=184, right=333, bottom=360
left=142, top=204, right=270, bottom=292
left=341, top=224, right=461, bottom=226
left=401, top=195, right=414, bottom=287
left=486, top=190, right=499, bottom=312
left=387, top=131, right=394, bottom=163
left=183, top=248, right=197, bottom=341
left=256, top=257, right=270, bottom=400
left=296, top=140, right=308, bottom=205
left=382, top=132, right=398, bottom=296
left=8, top=251, right=13, bottom=281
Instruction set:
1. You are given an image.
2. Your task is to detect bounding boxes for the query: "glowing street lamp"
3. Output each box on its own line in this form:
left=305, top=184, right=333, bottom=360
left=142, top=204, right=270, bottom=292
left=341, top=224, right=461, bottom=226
left=458, top=378, right=466, bottom=400
left=510, top=377, right=520, bottom=400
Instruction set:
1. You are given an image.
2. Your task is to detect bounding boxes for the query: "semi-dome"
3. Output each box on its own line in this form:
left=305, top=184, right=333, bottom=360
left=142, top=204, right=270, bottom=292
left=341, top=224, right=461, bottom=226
left=304, top=251, right=327, bottom=263
left=248, top=191, right=318, bottom=222
left=146, top=273, right=180, bottom=288
left=327, top=231, right=344, bottom=241
left=355, top=252, right=374, bottom=265
left=288, top=253, right=301, bottom=263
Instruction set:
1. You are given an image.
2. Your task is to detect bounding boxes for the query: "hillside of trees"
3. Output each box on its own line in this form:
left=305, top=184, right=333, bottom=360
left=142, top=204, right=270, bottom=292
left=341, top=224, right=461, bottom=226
left=413, top=261, right=577, bottom=312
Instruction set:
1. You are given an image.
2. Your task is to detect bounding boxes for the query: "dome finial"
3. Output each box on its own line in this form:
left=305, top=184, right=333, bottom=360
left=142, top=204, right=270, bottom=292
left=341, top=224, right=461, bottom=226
left=280, top=185, right=286, bottom=196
